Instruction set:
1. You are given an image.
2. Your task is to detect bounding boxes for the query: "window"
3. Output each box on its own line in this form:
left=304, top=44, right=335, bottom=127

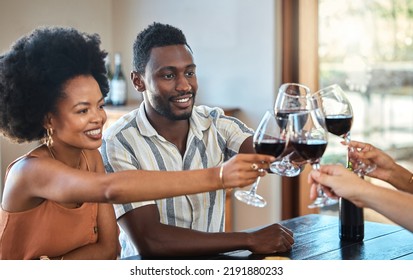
left=281, top=0, right=413, bottom=219
left=319, top=0, right=413, bottom=151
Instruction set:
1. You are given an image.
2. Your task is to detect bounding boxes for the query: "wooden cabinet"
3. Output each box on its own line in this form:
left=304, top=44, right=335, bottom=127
left=104, top=102, right=239, bottom=232
left=104, top=102, right=140, bottom=130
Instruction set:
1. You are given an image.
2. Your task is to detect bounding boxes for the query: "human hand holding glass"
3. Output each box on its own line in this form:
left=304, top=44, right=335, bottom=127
left=348, top=140, right=380, bottom=176
left=289, top=108, right=332, bottom=208
left=314, top=84, right=376, bottom=176
left=235, top=110, right=287, bottom=207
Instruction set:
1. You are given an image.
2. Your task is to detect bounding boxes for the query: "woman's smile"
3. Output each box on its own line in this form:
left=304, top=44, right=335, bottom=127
left=84, top=128, right=102, bottom=139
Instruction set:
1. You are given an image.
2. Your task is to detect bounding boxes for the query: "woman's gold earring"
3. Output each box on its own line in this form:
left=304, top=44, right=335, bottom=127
left=45, top=127, right=54, bottom=148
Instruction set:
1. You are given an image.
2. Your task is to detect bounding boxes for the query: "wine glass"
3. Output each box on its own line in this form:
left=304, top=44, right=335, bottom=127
left=314, top=84, right=376, bottom=175
left=351, top=149, right=377, bottom=176
left=313, top=84, right=353, bottom=144
left=288, top=108, right=332, bottom=208
left=271, top=83, right=312, bottom=177
left=235, top=110, right=288, bottom=207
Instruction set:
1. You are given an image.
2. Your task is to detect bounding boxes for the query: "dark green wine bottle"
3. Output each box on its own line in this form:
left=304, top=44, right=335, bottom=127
left=339, top=161, right=364, bottom=242
left=110, top=53, right=127, bottom=106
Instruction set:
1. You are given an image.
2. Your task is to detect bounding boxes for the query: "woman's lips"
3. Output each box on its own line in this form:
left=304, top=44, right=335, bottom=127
left=85, top=128, right=102, bottom=139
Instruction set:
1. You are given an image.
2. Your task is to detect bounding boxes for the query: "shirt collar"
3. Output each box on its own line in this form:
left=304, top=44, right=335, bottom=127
left=136, top=103, right=212, bottom=140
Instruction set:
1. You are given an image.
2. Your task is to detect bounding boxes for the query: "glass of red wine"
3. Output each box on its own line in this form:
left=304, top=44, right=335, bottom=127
left=271, top=83, right=312, bottom=177
left=313, top=84, right=353, bottom=144
left=288, top=108, right=331, bottom=208
left=235, top=110, right=288, bottom=207
left=314, top=84, right=376, bottom=175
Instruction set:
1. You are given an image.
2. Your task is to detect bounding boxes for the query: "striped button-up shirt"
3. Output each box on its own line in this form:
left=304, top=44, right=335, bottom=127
left=101, top=104, right=253, bottom=258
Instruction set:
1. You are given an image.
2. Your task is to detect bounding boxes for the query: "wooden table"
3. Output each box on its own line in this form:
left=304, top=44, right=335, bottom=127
left=216, top=214, right=413, bottom=260
left=123, top=214, right=413, bottom=260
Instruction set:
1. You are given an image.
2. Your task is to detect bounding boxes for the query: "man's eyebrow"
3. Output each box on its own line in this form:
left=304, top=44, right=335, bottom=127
left=159, top=64, right=196, bottom=71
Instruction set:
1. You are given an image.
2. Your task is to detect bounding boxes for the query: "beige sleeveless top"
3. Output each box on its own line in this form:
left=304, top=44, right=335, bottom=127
left=0, top=151, right=98, bottom=260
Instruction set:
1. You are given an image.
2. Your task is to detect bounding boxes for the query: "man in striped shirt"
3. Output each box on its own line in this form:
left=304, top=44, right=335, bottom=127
left=101, top=22, right=294, bottom=259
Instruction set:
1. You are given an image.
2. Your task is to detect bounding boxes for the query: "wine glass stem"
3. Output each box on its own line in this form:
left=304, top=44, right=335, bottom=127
left=311, top=162, right=325, bottom=197
left=248, top=176, right=261, bottom=196
left=312, top=162, right=320, bottom=170
left=283, top=152, right=293, bottom=161
left=344, top=131, right=351, bottom=145
left=344, top=132, right=352, bottom=165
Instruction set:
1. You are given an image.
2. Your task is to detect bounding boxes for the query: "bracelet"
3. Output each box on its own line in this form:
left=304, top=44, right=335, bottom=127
left=219, top=165, right=225, bottom=189
left=409, top=173, right=413, bottom=184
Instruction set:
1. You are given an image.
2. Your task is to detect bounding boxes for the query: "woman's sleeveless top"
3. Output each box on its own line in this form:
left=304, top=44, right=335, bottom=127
left=0, top=151, right=98, bottom=259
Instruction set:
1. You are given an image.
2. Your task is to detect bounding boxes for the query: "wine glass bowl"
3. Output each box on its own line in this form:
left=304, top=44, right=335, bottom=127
left=325, top=115, right=353, bottom=141
left=315, top=84, right=376, bottom=175
left=271, top=83, right=313, bottom=177
left=314, top=84, right=353, bottom=144
left=234, top=110, right=287, bottom=207
left=288, top=108, right=334, bottom=208
left=254, top=138, right=287, bottom=158
left=289, top=109, right=328, bottom=166
left=290, top=139, right=328, bottom=164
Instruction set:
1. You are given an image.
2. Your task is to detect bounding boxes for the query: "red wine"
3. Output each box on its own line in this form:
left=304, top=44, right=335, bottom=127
left=291, top=139, right=327, bottom=162
left=325, top=115, right=353, bottom=137
left=276, top=109, right=308, bottom=129
left=278, top=141, right=307, bottom=164
left=254, top=140, right=286, bottom=158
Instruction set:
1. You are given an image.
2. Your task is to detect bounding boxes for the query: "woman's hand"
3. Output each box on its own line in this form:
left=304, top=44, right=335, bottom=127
left=347, top=140, right=395, bottom=182
left=308, top=164, right=370, bottom=208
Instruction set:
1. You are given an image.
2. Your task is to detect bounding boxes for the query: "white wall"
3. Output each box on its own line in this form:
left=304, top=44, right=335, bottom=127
left=0, top=0, right=283, bottom=230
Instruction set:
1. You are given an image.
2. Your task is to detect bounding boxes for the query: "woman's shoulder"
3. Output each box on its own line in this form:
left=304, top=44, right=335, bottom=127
left=5, top=148, right=54, bottom=187
left=7, top=145, right=49, bottom=172
left=3, top=146, right=52, bottom=212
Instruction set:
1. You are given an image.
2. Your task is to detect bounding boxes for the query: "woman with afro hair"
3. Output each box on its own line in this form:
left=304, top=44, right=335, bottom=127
left=0, top=26, right=275, bottom=259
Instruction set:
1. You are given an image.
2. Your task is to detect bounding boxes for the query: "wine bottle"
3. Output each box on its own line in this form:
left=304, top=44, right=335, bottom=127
left=110, top=53, right=127, bottom=106
left=104, top=55, right=113, bottom=105
left=339, top=161, right=364, bottom=242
